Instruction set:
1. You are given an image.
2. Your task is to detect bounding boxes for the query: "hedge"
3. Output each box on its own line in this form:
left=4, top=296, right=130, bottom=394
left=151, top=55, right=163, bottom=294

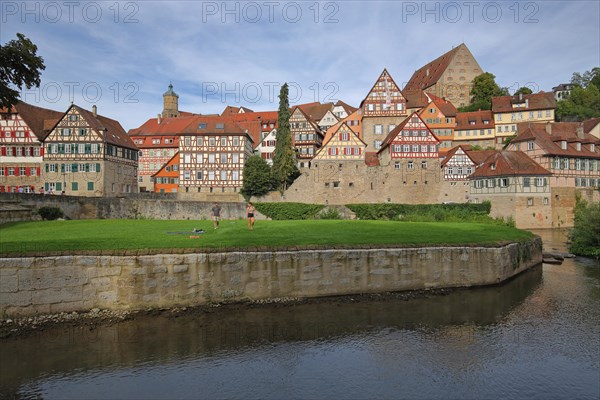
left=254, top=202, right=325, bottom=220
left=346, top=202, right=492, bottom=221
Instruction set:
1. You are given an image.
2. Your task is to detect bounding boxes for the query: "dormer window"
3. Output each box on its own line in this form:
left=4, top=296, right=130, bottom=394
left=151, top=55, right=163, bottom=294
left=576, top=143, right=581, bottom=151
left=216, top=123, right=224, bottom=129
left=527, top=142, right=534, bottom=150
left=483, top=120, right=489, bottom=125
left=198, top=123, right=207, bottom=129
left=491, top=163, right=496, bottom=170
left=561, top=141, right=567, bottom=150
left=591, top=144, right=595, bottom=152
left=469, top=121, right=476, bottom=125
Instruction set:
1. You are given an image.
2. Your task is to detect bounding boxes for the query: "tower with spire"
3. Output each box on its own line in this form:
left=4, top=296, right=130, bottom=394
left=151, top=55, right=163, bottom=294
left=162, top=83, right=180, bottom=118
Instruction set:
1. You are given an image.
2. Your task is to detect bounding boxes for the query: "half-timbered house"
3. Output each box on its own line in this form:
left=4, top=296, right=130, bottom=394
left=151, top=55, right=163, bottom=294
left=256, top=128, right=277, bottom=165
left=441, top=145, right=496, bottom=181
left=313, top=122, right=366, bottom=162
left=152, top=153, right=180, bottom=193
left=0, top=102, right=62, bottom=193
left=377, top=112, right=440, bottom=164
left=469, top=150, right=552, bottom=228
left=290, top=106, right=324, bottom=167
left=418, top=94, right=457, bottom=153
left=361, top=69, right=408, bottom=151
left=178, top=117, right=253, bottom=193
left=42, top=105, right=138, bottom=196
left=332, top=100, right=357, bottom=119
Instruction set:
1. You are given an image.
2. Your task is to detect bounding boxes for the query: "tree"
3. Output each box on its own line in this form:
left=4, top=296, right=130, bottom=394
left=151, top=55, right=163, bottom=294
left=570, top=68, right=600, bottom=88
left=569, top=197, right=600, bottom=259
left=458, top=72, right=508, bottom=112
left=556, top=84, right=600, bottom=121
left=271, top=83, right=299, bottom=193
left=514, top=86, right=533, bottom=96
left=240, top=155, right=273, bottom=201
left=0, top=33, right=45, bottom=109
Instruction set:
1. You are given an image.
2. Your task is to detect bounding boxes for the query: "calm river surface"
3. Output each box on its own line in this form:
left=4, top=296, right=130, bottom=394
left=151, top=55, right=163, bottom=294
left=0, top=230, right=598, bottom=399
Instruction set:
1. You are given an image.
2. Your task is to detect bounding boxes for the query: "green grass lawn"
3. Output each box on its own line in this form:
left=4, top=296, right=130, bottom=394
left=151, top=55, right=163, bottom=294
left=0, top=219, right=534, bottom=255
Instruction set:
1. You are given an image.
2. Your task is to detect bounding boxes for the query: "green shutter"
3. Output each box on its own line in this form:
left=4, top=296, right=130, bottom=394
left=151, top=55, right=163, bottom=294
left=54, top=164, right=58, bottom=172
left=45, top=183, right=49, bottom=191
left=87, top=182, right=94, bottom=191
left=85, top=164, right=89, bottom=172
left=56, top=182, right=62, bottom=191
left=45, top=164, right=49, bottom=172
left=96, top=163, right=101, bottom=172
left=72, top=163, right=78, bottom=172
left=72, top=182, right=78, bottom=191
left=85, top=144, right=91, bottom=154
left=61, top=164, right=65, bottom=173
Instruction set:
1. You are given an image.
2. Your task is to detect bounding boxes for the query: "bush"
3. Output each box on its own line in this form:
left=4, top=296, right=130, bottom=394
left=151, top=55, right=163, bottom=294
left=569, top=198, right=600, bottom=259
left=253, top=202, right=324, bottom=220
left=346, top=202, right=492, bottom=222
left=38, top=206, right=64, bottom=220
left=319, top=207, right=342, bottom=220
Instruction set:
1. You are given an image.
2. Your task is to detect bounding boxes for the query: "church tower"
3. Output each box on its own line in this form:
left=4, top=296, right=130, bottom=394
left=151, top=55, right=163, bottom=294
left=162, top=83, right=180, bottom=118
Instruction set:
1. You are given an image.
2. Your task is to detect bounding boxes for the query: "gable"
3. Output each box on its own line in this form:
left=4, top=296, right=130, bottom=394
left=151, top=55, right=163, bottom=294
left=45, top=106, right=103, bottom=142
left=318, top=110, right=339, bottom=126
left=314, top=123, right=365, bottom=160
left=362, top=69, right=407, bottom=117
left=386, top=113, right=440, bottom=146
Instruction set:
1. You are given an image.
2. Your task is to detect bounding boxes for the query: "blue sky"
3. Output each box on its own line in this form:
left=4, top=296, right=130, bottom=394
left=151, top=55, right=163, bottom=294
left=2, top=0, right=599, bottom=130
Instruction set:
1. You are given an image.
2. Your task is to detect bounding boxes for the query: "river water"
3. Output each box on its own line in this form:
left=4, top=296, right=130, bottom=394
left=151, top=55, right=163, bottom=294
left=0, top=230, right=598, bottom=399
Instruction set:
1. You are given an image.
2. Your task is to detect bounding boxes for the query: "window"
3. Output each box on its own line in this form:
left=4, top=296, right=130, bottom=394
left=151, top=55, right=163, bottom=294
left=394, top=162, right=400, bottom=170
left=333, top=181, right=340, bottom=188
left=232, top=171, right=239, bottom=180
left=184, top=170, right=191, bottom=180
left=543, top=197, right=549, bottom=205
left=220, top=154, right=228, bottom=164
left=87, top=182, right=94, bottom=191
left=220, top=171, right=227, bottom=180
left=220, top=137, right=227, bottom=146
left=527, top=142, right=534, bottom=150
left=535, top=177, right=546, bottom=187
left=421, top=161, right=427, bottom=169
left=374, top=125, right=383, bottom=135
left=208, top=171, right=215, bottom=181
left=208, top=154, right=215, bottom=163
left=367, top=104, right=374, bottom=111
left=523, top=177, right=530, bottom=187
left=374, top=140, right=382, bottom=149
left=487, top=179, right=495, bottom=188
left=527, top=198, right=533, bottom=206
left=388, top=124, right=396, bottom=132
left=407, top=161, right=414, bottom=170
left=233, top=153, right=239, bottom=163
left=209, top=137, right=216, bottom=146
left=499, top=178, right=509, bottom=187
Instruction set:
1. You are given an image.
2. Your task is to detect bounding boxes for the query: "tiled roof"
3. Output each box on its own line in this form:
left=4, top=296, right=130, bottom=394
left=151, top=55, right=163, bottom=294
left=71, top=105, right=138, bottom=150
left=403, top=87, right=430, bottom=109
left=491, top=91, right=556, bottom=113
left=470, top=151, right=551, bottom=178
left=228, top=111, right=279, bottom=146
left=428, top=94, right=458, bottom=117
left=511, top=122, right=600, bottom=159
left=221, top=106, right=240, bottom=116
left=297, top=102, right=334, bottom=122
left=455, top=110, right=495, bottom=130
left=128, top=115, right=201, bottom=136
left=1, top=101, right=63, bottom=140
left=583, top=117, right=600, bottom=133
left=466, top=149, right=497, bottom=165
left=365, top=151, right=380, bottom=166
left=334, top=100, right=357, bottom=114
left=405, top=44, right=463, bottom=92
left=182, top=115, right=246, bottom=137
left=440, top=145, right=472, bottom=167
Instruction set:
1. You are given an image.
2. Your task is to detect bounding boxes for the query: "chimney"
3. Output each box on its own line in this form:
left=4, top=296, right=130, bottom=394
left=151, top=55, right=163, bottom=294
left=519, top=93, right=523, bottom=101
left=576, top=123, right=584, bottom=139
left=525, top=99, right=529, bottom=108
left=545, top=121, right=552, bottom=134
left=157, top=114, right=161, bottom=124
left=92, top=105, right=97, bottom=117
left=426, top=68, right=430, bottom=77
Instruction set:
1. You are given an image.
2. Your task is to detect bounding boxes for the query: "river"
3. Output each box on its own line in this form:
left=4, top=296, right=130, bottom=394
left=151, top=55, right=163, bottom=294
left=0, top=229, right=598, bottom=399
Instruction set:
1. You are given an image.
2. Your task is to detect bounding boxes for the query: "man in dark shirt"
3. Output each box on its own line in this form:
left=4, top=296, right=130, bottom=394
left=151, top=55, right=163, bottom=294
left=211, top=203, right=221, bottom=229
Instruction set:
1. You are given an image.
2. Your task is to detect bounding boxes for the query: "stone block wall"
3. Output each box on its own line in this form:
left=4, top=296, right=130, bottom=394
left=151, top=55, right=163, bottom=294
left=0, top=238, right=542, bottom=317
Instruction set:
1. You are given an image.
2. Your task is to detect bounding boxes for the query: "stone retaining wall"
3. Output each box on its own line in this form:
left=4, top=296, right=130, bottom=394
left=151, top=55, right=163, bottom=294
left=0, top=238, right=542, bottom=317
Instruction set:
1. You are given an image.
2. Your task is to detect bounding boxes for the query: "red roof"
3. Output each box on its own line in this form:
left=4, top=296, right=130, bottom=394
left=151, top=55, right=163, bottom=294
left=405, top=44, right=464, bottom=92
left=511, top=122, right=600, bottom=159
left=470, top=151, right=551, bottom=178
left=583, top=117, right=600, bottom=133
left=128, top=115, right=201, bottom=136
left=296, top=102, right=334, bottom=122
left=1, top=101, right=63, bottom=140
left=428, top=94, right=458, bottom=117
left=455, top=110, right=495, bottom=130
left=334, top=100, right=358, bottom=115
left=491, top=92, right=556, bottom=113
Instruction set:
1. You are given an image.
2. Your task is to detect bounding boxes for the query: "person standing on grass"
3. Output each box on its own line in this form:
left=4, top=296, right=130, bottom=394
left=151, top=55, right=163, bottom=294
left=246, top=202, right=256, bottom=230
left=211, top=202, right=221, bottom=229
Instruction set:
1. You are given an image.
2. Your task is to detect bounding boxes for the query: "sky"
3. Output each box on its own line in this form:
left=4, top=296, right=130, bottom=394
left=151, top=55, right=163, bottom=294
left=1, top=0, right=599, bottom=130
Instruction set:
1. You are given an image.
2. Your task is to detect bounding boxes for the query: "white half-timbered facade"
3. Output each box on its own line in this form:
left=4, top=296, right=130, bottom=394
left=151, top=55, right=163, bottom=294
left=42, top=105, right=138, bottom=196
left=178, top=117, right=254, bottom=193
left=378, top=112, right=440, bottom=162
left=256, top=128, right=277, bottom=165
left=361, top=69, right=408, bottom=150
left=0, top=102, right=62, bottom=193
left=313, top=123, right=366, bottom=161
left=290, top=107, right=324, bottom=167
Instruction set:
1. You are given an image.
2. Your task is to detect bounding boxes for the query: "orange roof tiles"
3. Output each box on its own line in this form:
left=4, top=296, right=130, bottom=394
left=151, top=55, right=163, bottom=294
left=405, top=45, right=463, bottom=92
left=1, top=101, right=63, bottom=140
left=455, top=110, right=495, bottom=130
left=491, top=92, right=556, bottom=113
left=428, top=94, right=458, bottom=117
left=470, top=151, right=551, bottom=178
left=511, top=122, right=600, bottom=159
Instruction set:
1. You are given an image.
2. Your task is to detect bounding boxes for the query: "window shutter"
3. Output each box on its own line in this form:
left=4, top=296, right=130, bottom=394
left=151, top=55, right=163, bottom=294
left=96, top=163, right=101, bottom=172
left=25, top=167, right=30, bottom=176
left=45, top=164, right=49, bottom=172
left=14, top=168, right=19, bottom=176
left=45, top=183, right=49, bottom=191
left=1, top=147, right=5, bottom=156
left=328, top=148, right=331, bottom=156
left=37, top=167, right=41, bottom=176
left=40, top=147, right=44, bottom=156
left=85, top=164, right=90, bottom=172
left=54, top=163, right=58, bottom=172
left=72, top=163, right=77, bottom=172
left=61, top=164, right=65, bottom=173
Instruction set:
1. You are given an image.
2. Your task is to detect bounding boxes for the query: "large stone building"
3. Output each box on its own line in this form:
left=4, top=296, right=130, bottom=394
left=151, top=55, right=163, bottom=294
left=42, top=104, right=138, bottom=196
left=404, top=43, right=483, bottom=108
left=0, top=102, right=62, bottom=193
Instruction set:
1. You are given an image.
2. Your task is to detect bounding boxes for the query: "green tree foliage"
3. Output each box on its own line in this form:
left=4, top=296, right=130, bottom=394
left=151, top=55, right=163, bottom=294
left=570, top=67, right=600, bottom=88
left=569, top=197, right=600, bottom=259
left=240, top=155, right=273, bottom=200
left=514, top=86, right=533, bottom=95
left=458, top=72, right=509, bottom=112
left=272, top=83, right=299, bottom=193
left=556, top=84, right=600, bottom=121
left=0, top=33, right=45, bottom=108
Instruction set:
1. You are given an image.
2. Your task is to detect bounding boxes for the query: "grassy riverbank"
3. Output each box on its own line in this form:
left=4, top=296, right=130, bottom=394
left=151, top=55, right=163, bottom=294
left=0, top=219, right=534, bottom=256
